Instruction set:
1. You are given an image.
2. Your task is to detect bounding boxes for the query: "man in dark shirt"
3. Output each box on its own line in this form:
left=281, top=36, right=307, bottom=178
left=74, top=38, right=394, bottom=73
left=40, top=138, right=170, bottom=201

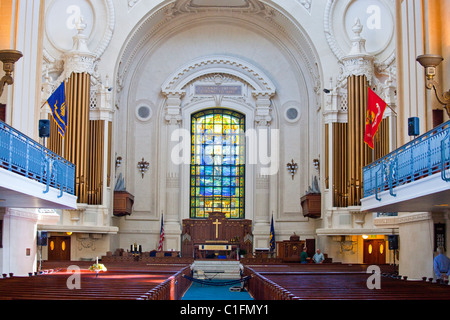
left=300, top=247, right=308, bottom=264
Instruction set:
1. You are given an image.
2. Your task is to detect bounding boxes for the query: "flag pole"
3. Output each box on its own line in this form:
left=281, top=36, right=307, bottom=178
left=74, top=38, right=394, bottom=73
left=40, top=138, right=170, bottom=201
left=385, top=103, right=397, bottom=115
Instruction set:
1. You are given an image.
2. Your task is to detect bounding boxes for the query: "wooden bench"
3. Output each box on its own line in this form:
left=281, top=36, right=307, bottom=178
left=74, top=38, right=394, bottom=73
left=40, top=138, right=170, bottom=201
left=244, top=264, right=450, bottom=300
left=0, top=261, right=191, bottom=300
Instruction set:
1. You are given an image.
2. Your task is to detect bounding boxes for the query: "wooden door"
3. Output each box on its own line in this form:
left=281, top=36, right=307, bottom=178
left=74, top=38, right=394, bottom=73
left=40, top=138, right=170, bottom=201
left=48, top=236, right=71, bottom=261
left=363, top=239, right=386, bottom=265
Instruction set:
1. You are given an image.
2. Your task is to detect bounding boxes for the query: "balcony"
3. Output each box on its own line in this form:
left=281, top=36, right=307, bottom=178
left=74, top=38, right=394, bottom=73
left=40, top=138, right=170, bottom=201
left=0, top=121, right=76, bottom=209
left=361, top=120, right=450, bottom=213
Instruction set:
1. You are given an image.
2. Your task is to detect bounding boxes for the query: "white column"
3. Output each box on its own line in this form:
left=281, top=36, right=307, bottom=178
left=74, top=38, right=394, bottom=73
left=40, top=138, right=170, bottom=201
left=161, top=91, right=184, bottom=251
left=9, top=0, right=42, bottom=138
left=397, top=212, right=434, bottom=280
left=252, top=91, right=276, bottom=250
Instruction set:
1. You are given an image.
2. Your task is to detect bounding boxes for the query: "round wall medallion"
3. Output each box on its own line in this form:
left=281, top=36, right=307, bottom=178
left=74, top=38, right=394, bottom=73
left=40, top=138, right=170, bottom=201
left=324, top=0, right=395, bottom=66
left=284, top=103, right=301, bottom=123
left=135, top=104, right=153, bottom=122
left=45, top=0, right=95, bottom=52
left=44, top=0, right=115, bottom=59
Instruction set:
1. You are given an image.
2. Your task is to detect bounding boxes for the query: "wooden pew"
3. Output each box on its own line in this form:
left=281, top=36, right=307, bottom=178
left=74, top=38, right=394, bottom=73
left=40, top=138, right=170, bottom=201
left=0, top=262, right=190, bottom=300
left=244, top=264, right=450, bottom=300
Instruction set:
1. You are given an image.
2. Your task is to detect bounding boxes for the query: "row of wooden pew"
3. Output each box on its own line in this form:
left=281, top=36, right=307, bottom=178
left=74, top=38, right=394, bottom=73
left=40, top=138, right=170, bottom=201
left=0, top=261, right=191, bottom=300
left=1, top=262, right=448, bottom=300
left=244, top=264, right=450, bottom=300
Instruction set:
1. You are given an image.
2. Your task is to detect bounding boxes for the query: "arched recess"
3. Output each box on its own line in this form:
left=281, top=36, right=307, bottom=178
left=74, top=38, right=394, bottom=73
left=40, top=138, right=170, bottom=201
left=159, top=55, right=277, bottom=227
left=112, top=0, right=324, bottom=250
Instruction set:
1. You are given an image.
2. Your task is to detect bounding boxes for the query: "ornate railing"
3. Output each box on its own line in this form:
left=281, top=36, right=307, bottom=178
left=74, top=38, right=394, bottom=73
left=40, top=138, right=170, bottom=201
left=0, top=120, right=75, bottom=196
left=363, top=120, right=450, bottom=200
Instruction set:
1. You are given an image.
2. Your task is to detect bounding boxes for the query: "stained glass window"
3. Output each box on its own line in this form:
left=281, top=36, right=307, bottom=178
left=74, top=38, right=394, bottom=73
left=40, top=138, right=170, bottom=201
left=190, top=109, right=245, bottom=219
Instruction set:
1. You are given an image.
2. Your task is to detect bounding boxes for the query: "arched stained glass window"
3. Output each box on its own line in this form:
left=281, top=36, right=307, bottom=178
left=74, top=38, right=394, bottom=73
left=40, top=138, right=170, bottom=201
left=190, top=109, right=245, bottom=219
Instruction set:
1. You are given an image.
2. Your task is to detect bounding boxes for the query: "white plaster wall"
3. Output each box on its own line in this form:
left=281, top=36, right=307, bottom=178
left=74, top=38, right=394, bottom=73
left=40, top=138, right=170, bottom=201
left=1, top=209, right=38, bottom=276
left=398, top=214, right=434, bottom=280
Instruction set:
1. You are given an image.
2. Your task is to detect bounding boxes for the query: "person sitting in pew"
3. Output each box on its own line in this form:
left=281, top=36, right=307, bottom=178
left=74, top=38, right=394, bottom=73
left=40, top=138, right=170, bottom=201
left=433, top=246, right=450, bottom=281
left=313, top=249, right=325, bottom=264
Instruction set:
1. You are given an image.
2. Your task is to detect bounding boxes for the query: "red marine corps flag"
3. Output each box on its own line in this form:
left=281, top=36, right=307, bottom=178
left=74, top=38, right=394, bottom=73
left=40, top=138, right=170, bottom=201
left=364, top=88, right=387, bottom=149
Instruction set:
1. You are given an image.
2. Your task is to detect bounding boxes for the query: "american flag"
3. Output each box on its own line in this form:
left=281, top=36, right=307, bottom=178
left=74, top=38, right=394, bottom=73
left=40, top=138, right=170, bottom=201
left=158, top=214, right=164, bottom=251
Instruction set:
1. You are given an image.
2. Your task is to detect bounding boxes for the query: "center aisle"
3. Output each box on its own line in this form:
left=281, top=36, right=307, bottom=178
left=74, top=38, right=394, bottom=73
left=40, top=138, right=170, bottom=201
left=181, top=280, right=253, bottom=300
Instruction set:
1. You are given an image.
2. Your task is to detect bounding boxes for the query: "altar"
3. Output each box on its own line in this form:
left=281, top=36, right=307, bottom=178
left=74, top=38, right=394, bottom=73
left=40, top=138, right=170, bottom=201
left=181, top=212, right=253, bottom=259
left=194, top=242, right=239, bottom=259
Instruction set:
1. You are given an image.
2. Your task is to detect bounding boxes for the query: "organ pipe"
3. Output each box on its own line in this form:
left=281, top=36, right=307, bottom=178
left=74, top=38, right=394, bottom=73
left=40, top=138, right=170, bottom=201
left=331, top=75, right=390, bottom=207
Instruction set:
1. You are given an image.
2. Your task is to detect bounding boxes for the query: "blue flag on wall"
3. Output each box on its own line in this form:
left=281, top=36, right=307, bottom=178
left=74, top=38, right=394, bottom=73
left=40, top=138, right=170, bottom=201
left=45, top=81, right=67, bottom=138
left=269, top=214, right=275, bottom=252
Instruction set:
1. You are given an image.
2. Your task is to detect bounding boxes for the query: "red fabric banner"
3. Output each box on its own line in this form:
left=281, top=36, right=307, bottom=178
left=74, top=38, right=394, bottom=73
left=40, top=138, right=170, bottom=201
left=364, top=88, right=387, bottom=149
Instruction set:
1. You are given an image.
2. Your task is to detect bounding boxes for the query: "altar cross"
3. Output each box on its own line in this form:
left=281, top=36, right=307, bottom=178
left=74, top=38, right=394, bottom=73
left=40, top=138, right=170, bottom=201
left=213, top=219, right=222, bottom=239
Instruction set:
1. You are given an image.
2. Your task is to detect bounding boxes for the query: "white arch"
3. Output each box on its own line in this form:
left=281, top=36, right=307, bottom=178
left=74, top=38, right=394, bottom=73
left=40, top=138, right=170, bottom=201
left=161, top=55, right=276, bottom=96
left=161, top=55, right=277, bottom=223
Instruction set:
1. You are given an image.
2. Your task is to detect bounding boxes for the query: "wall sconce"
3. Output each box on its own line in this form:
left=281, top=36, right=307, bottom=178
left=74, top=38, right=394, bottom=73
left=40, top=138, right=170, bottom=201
left=115, top=156, right=122, bottom=170
left=416, top=54, right=450, bottom=117
left=0, top=49, right=23, bottom=97
left=313, top=158, right=320, bottom=172
left=286, top=159, right=298, bottom=180
left=137, top=157, right=149, bottom=178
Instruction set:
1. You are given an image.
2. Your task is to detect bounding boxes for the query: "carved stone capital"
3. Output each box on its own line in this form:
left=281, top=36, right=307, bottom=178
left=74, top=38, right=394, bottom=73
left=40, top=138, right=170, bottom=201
left=164, top=113, right=182, bottom=126
left=62, top=15, right=97, bottom=78
left=351, top=210, right=367, bottom=227
left=339, top=19, right=375, bottom=82
left=254, top=114, right=272, bottom=127
left=253, top=91, right=274, bottom=126
left=64, top=52, right=97, bottom=77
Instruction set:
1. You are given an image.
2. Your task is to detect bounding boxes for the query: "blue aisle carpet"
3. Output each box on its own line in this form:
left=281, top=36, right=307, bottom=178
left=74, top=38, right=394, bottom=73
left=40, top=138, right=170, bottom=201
left=182, top=280, right=253, bottom=300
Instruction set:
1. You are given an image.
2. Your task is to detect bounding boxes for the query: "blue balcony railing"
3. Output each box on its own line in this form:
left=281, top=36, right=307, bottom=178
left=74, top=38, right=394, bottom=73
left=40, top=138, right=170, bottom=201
left=0, top=120, right=75, bottom=197
left=363, top=120, right=450, bottom=200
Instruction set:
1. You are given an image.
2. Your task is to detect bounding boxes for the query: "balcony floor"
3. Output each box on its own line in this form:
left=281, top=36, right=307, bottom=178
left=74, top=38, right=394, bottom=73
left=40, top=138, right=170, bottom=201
left=361, top=170, right=450, bottom=213
left=0, top=167, right=77, bottom=209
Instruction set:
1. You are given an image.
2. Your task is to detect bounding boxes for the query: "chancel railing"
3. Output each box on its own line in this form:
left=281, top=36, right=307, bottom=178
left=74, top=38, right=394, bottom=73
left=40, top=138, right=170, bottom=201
left=0, top=120, right=75, bottom=197
left=363, top=120, right=450, bottom=200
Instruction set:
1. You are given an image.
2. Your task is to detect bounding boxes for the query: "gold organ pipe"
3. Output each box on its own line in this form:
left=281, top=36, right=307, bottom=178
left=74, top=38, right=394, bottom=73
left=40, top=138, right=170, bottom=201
left=340, top=124, right=343, bottom=207
left=47, top=114, right=62, bottom=156
left=100, top=121, right=104, bottom=203
left=347, top=75, right=371, bottom=206
left=347, top=76, right=354, bottom=205
left=88, top=120, right=93, bottom=204
left=107, top=121, right=112, bottom=187
left=343, top=123, right=348, bottom=207
left=86, top=120, right=104, bottom=205
left=332, top=75, right=390, bottom=207
left=82, top=73, right=89, bottom=203
left=65, top=72, right=90, bottom=203
left=332, top=122, right=348, bottom=207
left=325, top=124, right=329, bottom=189
left=332, top=123, right=337, bottom=206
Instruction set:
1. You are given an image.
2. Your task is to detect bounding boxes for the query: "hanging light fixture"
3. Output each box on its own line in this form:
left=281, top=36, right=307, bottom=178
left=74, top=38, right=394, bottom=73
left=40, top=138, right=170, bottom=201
left=0, top=49, right=23, bottom=97
left=416, top=54, right=450, bottom=117
left=286, top=159, right=298, bottom=180
left=137, top=157, right=149, bottom=178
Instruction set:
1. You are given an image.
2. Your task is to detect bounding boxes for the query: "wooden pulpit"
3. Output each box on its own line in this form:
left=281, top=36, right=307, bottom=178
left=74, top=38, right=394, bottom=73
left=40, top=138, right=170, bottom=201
left=181, top=212, right=253, bottom=258
left=276, top=233, right=306, bottom=262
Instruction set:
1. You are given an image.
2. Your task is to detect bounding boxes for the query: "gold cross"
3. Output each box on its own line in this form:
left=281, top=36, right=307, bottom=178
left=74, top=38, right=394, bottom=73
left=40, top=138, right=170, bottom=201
left=212, top=219, right=222, bottom=239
